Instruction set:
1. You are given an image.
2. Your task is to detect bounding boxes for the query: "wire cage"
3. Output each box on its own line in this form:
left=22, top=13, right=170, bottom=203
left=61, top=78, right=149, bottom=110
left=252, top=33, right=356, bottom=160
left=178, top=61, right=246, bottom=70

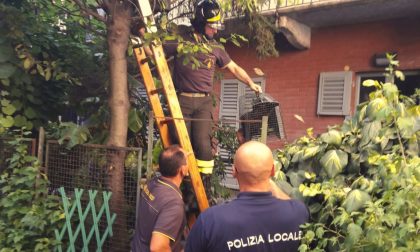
left=238, top=93, right=285, bottom=141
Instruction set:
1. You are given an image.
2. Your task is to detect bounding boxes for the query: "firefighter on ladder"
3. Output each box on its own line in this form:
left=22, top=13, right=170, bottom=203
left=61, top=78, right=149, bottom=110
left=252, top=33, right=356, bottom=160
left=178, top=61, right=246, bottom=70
left=165, top=0, right=261, bottom=190
left=140, top=0, right=261, bottom=194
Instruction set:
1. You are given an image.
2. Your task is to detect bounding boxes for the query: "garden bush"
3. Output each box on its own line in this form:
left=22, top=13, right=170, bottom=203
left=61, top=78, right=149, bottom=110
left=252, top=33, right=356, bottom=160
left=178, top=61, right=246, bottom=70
left=0, top=131, right=64, bottom=251
left=274, top=58, right=420, bottom=251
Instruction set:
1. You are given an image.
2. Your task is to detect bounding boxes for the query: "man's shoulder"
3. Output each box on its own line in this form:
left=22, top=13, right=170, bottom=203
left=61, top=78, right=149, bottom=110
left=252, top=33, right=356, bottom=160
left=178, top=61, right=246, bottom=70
left=146, top=178, right=183, bottom=204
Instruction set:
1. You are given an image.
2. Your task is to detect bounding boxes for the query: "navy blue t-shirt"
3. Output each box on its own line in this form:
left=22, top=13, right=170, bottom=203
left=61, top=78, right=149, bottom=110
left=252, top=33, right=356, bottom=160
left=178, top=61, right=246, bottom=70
left=185, top=192, right=309, bottom=252
left=131, top=177, right=186, bottom=252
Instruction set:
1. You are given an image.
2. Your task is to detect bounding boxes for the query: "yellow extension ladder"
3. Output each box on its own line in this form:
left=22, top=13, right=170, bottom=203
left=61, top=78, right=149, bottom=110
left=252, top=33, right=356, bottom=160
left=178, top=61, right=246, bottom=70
left=133, top=0, right=209, bottom=213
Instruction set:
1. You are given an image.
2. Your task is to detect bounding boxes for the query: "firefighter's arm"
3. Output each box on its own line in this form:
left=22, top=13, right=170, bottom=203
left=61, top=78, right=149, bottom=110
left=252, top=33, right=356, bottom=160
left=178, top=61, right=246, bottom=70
left=225, top=60, right=262, bottom=94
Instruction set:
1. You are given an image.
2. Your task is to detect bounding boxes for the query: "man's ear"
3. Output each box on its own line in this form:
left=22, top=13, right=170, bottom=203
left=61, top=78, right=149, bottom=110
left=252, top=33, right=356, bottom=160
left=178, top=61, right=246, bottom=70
left=232, top=165, right=238, bottom=178
left=270, top=165, right=275, bottom=177
left=180, top=165, right=189, bottom=177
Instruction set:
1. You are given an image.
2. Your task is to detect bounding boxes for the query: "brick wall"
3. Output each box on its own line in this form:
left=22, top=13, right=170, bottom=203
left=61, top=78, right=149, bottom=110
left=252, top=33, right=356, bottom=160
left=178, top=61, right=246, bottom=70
left=214, top=17, right=420, bottom=148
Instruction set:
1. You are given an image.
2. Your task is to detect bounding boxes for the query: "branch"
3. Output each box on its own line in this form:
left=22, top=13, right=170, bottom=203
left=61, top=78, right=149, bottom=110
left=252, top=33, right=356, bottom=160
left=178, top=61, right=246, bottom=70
left=72, top=0, right=107, bottom=23
left=395, top=119, right=408, bottom=168
left=80, top=23, right=106, bottom=38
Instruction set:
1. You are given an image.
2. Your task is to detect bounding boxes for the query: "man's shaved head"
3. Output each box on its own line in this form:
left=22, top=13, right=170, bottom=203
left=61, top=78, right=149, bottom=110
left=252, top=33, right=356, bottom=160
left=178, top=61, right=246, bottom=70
left=233, top=141, right=274, bottom=187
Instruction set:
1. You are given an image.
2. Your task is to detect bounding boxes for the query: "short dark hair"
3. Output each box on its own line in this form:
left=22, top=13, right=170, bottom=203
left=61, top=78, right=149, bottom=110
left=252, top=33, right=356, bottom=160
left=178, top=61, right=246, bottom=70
left=158, top=145, right=187, bottom=177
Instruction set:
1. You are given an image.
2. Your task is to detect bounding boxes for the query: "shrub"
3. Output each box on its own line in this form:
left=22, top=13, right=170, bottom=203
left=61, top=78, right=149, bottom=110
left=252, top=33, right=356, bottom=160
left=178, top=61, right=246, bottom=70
left=274, top=58, right=420, bottom=251
left=0, top=132, right=64, bottom=251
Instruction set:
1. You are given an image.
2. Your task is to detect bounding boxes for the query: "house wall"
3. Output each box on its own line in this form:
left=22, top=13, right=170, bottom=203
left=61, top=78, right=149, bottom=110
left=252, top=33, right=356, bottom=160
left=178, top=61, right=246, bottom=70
left=215, top=17, right=420, bottom=148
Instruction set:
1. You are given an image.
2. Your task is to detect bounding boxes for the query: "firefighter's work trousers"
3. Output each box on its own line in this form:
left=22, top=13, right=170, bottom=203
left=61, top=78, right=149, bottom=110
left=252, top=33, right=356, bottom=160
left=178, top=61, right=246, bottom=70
left=177, top=94, right=214, bottom=174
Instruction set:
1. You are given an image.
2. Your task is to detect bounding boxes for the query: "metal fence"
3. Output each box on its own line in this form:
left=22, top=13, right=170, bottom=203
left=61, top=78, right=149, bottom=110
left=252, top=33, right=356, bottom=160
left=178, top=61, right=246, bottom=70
left=45, top=141, right=142, bottom=252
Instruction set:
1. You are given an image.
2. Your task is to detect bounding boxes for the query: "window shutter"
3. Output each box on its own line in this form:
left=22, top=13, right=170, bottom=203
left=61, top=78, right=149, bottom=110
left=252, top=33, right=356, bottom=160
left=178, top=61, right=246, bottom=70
left=219, top=80, right=241, bottom=189
left=317, top=71, right=352, bottom=115
left=219, top=79, right=265, bottom=189
left=220, top=81, right=241, bottom=128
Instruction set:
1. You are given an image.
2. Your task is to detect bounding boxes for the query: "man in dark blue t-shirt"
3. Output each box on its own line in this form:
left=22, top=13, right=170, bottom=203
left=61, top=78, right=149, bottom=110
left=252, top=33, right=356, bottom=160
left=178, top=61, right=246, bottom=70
left=131, top=145, right=188, bottom=252
left=185, top=141, right=309, bottom=252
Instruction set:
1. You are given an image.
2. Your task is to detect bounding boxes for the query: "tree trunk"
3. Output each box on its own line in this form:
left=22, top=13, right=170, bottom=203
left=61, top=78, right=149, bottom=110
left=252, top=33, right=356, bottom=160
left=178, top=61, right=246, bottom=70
left=105, top=0, right=131, bottom=251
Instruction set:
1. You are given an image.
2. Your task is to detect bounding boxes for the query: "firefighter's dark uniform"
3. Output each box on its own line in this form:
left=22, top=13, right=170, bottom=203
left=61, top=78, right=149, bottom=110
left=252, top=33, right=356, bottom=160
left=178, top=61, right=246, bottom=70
left=163, top=34, right=232, bottom=175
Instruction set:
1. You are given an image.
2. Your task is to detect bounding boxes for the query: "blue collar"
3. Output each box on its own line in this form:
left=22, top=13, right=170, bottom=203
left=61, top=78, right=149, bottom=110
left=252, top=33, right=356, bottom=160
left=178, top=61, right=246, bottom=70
left=237, top=191, right=273, bottom=199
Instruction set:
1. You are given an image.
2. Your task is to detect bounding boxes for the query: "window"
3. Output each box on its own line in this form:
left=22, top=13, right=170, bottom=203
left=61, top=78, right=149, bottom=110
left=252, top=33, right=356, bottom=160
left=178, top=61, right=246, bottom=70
left=317, top=71, right=352, bottom=116
left=355, top=73, right=386, bottom=105
left=356, top=71, right=420, bottom=105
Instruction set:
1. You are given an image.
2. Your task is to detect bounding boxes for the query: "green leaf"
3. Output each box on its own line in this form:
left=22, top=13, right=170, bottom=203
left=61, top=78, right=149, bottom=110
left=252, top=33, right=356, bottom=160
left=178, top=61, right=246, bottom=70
left=11, top=100, right=23, bottom=111
left=320, top=130, right=342, bottom=145
left=305, top=230, right=315, bottom=242
left=362, top=79, right=380, bottom=88
left=396, top=117, right=415, bottom=138
left=1, top=78, right=10, bottom=86
left=291, top=150, right=303, bottom=163
left=346, top=223, right=363, bottom=246
left=360, top=121, right=381, bottom=147
left=0, top=63, right=17, bottom=79
left=0, top=44, right=14, bottom=63
left=23, top=57, right=33, bottom=70
left=298, top=244, right=308, bottom=252
left=231, top=39, right=240, bottom=47
left=397, top=103, right=407, bottom=117
left=320, top=150, right=348, bottom=178
left=303, top=145, right=321, bottom=160
left=59, top=122, right=91, bottom=149
left=128, top=108, right=142, bottom=133
left=45, top=68, right=51, bottom=81
left=287, top=171, right=304, bottom=187
left=382, top=213, right=399, bottom=227
left=394, top=70, right=405, bottom=81
left=2, top=103, right=16, bottom=115
left=382, top=83, right=399, bottom=101
left=36, top=64, right=44, bottom=76
left=13, top=115, right=27, bottom=127
left=1, top=99, right=10, bottom=106
left=407, top=105, right=420, bottom=117
left=0, top=115, right=14, bottom=127
left=24, top=107, right=37, bottom=119
left=343, top=189, right=371, bottom=212
left=366, top=97, right=388, bottom=120
left=315, top=226, right=325, bottom=238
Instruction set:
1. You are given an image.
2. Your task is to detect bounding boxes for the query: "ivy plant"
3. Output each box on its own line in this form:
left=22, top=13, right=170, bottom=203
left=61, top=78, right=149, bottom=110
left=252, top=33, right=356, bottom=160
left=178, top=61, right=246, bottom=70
left=0, top=131, right=64, bottom=251
left=273, top=56, right=420, bottom=251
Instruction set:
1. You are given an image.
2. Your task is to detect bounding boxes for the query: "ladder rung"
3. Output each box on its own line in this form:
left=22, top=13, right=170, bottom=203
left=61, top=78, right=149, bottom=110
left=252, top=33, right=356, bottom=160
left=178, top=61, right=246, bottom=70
left=150, top=87, right=163, bottom=95
left=159, top=117, right=173, bottom=124
left=140, top=57, right=152, bottom=65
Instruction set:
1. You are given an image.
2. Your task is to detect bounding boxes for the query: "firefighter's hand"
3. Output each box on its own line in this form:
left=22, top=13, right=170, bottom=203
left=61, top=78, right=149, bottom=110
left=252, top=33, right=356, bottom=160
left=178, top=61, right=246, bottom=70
left=249, top=82, right=262, bottom=94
